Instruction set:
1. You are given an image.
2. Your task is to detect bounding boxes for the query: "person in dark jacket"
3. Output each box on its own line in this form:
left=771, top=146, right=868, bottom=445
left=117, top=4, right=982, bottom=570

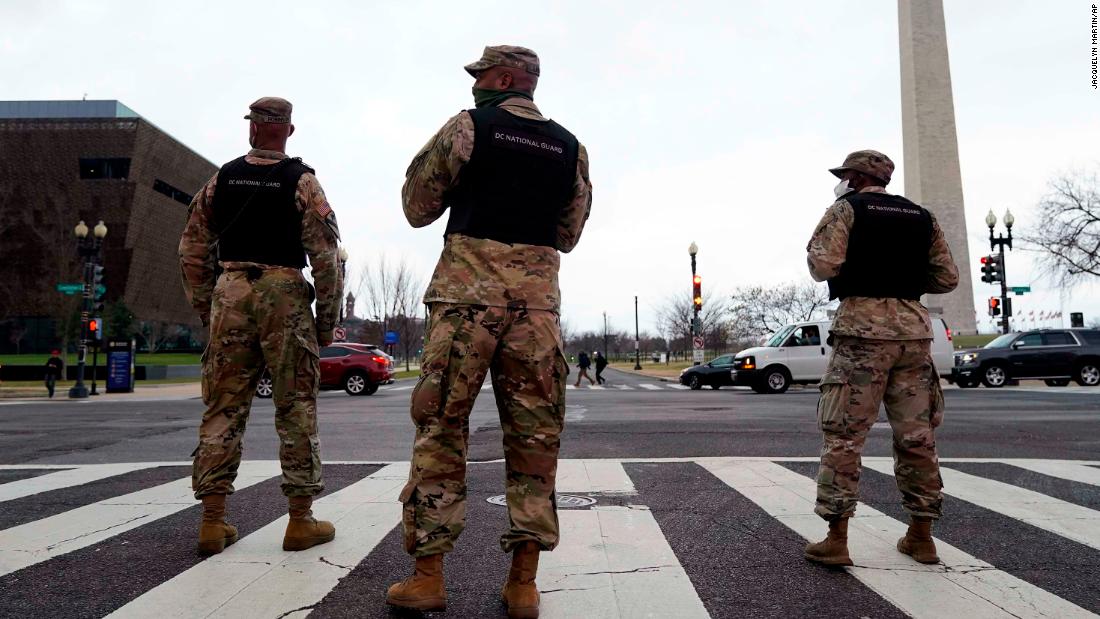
left=594, top=351, right=608, bottom=385
left=574, top=351, right=595, bottom=387
left=44, top=350, right=64, bottom=398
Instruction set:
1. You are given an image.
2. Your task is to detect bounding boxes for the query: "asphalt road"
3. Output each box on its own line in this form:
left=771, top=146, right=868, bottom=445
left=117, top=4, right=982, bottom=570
left=1, top=368, right=1098, bottom=618
left=1, top=368, right=1097, bottom=465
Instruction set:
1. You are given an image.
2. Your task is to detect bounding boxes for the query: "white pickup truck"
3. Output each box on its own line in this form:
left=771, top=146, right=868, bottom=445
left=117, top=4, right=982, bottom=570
left=729, top=318, right=954, bottom=394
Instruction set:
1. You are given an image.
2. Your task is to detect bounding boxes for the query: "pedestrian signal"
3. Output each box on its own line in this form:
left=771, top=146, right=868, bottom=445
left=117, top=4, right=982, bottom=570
left=988, top=298, right=1001, bottom=317
left=692, top=275, right=702, bottom=310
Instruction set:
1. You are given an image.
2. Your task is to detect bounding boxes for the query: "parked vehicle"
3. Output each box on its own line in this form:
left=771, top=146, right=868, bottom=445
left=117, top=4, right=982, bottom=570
left=730, top=318, right=954, bottom=394
left=679, top=354, right=737, bottom=390
left=951, top=328, right=1100, bottom=388
left=255, top=343, right=396, bottom=398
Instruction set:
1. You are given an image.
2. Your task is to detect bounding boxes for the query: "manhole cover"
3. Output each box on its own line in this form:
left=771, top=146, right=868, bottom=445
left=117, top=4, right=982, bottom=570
left=487, top=494, right=597, bottom=508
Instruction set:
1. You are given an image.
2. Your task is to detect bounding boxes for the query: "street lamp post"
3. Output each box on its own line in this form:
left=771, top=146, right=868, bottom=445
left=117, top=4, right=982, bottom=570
left=69, top=220, right=107, bottom=399
left=633, top=296, right=642, bottom=370
left=688, top=242, right=700, bottom=365
left=986, top=210, right=1014, bottom=335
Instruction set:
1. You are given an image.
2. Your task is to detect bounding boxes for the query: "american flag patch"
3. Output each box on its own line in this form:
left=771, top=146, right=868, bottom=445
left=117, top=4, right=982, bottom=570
left=315, top=201, right=332, bottom=218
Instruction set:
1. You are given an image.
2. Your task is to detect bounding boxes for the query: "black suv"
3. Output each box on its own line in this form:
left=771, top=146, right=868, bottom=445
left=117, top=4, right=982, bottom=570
left=952, top=328, right=1100, bottom=388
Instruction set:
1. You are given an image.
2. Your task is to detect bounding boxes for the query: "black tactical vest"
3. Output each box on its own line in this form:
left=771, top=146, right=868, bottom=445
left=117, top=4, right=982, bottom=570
left=828, top=192, right=934, bottom=301
left=210, top=156, right=313, bottom=268
left=443, top=106, right=579, bottom=247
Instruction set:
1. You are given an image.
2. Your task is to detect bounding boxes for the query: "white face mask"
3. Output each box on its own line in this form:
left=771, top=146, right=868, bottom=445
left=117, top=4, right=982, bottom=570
left=833, top=179, right=852, bottom=198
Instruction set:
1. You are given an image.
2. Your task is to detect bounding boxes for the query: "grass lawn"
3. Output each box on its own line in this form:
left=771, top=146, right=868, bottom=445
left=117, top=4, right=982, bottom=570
left=953, top=334, right=998, bottom=349
left=609, top=360, right=694, bottom=378
left=0, top=352, right=202, bottom=366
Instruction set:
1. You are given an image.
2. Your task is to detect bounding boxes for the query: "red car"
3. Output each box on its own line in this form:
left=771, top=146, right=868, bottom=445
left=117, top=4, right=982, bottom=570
left=255, top=343, right=396, bottom=398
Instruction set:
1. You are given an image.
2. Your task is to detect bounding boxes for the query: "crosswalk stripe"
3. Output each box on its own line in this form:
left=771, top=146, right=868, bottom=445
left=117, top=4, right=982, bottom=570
left=1009, top=460, right=1100, bottom=487
left=639, top=384, right=661, bottom=390
left=613, top=384, right=633, bottom=390
left=0, top=461, right=281, bottom=578
left=107, top=463, right=406, bottom=619
left=588, top=384, right=606, bottom=390
left=867, top=461, right=1100, bottom=552
left=541, top=507, right=710, bottom=618
left=555, top=460, right=636, bottom=495
left=0, top=463, right=156, bottom=503
left=700, top=459, right=1095, bottom=619
left=666, top=383, right=689, bottom=390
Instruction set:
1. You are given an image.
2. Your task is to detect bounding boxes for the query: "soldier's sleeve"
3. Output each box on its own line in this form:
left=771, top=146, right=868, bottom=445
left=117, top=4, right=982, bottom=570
left=401, top=112, right=474, bottom=228
left=556, top=142, right=593, bottom=253
left=925, top=213, right=960, bottom=294
left=178, top=174, right=219, bottom=325
left=805, top=200, right=854, bottom=282
left=297, top=172, right=342, bottom=333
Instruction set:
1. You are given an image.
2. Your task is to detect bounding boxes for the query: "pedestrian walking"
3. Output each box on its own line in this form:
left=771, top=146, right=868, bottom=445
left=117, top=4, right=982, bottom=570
left=388, top=45, right=592, bottom=618
left=179, top=97, right=343, bottom=557
left=594, top=351, right=608, bottom=385
left=574, top=351, right=595, bottom=387
left=43, top=350, right=64, bottom=398
left=803, top=150, right=958, bottom=566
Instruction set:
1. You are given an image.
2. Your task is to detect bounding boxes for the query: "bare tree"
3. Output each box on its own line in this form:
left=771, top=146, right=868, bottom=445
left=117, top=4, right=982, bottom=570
left=1022, top=171, right=1100, bottom=284
left=729, top=281, right=831, bottom=340
left=653, top=291, right=731, bottom=358
left=351, top=253, right=426, bottom=369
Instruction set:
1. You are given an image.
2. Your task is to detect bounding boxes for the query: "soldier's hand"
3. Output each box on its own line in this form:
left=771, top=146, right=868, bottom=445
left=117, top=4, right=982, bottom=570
left=200, top=313, right=210, bottom=328
left=317, top=328, right=334, bottom=347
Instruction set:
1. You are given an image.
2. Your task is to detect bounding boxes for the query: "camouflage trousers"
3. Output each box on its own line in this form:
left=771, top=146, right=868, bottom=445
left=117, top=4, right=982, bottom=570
left=400, top=302, right=568, bottom=557
left=814, top=336, right=945, bottom=520
left=192, top=267, right=323, bottom=499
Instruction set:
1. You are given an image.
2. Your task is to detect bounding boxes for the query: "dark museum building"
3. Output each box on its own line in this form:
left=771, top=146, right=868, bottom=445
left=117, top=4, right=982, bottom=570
left=0, top=100, right=217, bottom=353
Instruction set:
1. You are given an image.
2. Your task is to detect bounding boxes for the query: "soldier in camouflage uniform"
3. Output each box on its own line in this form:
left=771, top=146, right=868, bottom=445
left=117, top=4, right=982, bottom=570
left=803, top=150, right=958, bottom=566
left=387, top=46, right=592, bottom=618
left=179, top=97, right=342, bottom=556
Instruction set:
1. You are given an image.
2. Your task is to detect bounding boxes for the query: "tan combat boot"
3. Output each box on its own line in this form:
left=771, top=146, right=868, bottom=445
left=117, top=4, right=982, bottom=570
left=502, top=541, right=541, bottom=619
left=897, top=516, right=940, bottom=564
left=282, top=495, right=336, bottom=551
left=804, top=517, right=853, bottom=566
left=197, top=494, right=238, bottom=556
left=386, top=554, right=447, bottom=611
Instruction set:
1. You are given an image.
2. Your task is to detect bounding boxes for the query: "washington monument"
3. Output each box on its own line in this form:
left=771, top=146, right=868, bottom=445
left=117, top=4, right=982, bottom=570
left=899, top=0, right=977, bottom=334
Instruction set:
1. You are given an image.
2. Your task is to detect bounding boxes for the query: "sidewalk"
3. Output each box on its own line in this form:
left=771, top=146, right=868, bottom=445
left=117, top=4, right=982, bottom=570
left=0, top=381, right=200, bottom=404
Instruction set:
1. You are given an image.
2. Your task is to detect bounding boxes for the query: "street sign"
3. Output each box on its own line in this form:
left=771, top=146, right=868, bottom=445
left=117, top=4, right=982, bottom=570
left=56, top=283, right=82, bottom=293
left=692, top=349, right=704, bottom=363
left=1010, top=286, right=1031, bottom=295
left=384, top=330, right=399, bottom=345
left=334, top=327, right=347, bottom=341
left=692, top=336, right=704, bottom=349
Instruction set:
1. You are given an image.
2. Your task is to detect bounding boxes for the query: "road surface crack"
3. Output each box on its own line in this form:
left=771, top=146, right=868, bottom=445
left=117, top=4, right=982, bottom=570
left=46, top=514, right=150, bottom=549
left=274, top=604, right=315, bottom=619
left=319, top=556, right=354, bottom=571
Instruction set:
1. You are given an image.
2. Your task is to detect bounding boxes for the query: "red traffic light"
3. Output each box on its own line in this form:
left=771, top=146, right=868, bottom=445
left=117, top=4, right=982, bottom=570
left=89, top=319, right=99, bottom=332
left=980, top=256, right=990, bottom=265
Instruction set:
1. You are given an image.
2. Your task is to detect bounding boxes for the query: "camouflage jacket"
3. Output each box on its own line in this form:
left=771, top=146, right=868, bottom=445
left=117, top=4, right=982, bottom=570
left=402, top=97, right=593, bottom=312
left=806, top=186, right=959, bottom=340
left=178, top=148, right=343, bottom=332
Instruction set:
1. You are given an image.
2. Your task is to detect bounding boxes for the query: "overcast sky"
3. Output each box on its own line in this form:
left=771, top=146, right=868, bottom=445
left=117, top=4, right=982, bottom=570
left=3, top=1, right=1098, bottom=337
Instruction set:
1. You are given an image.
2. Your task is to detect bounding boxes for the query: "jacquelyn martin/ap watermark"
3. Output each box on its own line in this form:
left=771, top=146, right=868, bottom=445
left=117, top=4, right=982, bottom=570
left=1092, top=4, right=1098, bottom=89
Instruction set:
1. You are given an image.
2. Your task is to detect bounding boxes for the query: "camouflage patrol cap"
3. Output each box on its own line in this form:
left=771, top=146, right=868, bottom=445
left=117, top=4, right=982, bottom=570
left=464, top=45, right=540, bottom=77
left=243, top=97, right=292, bottom=124
left=829, top=149, right=894, bottom=184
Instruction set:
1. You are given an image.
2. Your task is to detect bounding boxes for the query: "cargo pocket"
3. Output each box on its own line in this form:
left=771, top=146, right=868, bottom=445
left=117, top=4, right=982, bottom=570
left=929, top=364, right=945, bottom=429
left=817, top=370, right=851, bottom=434
left=293, top=332, right=320, bottom=397
left=410, top=363, right=448, bottom=426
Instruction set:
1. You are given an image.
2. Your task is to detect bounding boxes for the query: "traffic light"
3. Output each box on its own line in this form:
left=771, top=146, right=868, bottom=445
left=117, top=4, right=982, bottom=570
left=92, top=265, right=106, bottom=313
left=692, top=275, right=702, bottom=310
left=89, top=317, right=102, bottom=340
left=988, top=297, right=1001, bottom=316
left=980, top=254, right=1004, bottom=284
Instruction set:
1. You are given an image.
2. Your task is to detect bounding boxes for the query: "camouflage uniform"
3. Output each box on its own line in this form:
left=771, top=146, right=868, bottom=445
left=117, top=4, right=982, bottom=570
left=179, top=110, right=342, bottom=499
left=806, top=150, right=958, bottom=520
left=400, top=48, right=592, bottom=557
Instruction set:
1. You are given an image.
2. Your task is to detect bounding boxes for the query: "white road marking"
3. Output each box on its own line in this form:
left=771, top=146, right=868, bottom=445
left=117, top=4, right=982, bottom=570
left=665, top=384, right=689, bottom=390
left=107, top=463, right=406, bottom=619
left=0, top=463, right=158, bottom=503
left=0, top=461, right=282, bottom=577
left=613, top=384, right=633, bottom=390
left=541, top=507, right=710, bottom=618
left=1008, top=460, right=1100, bottom=487
left=638, top=384, right=662, bottom=391
left=868, top=461, right=1100, bottom=552
left=587, top=384, right=606, bottom=390
left=702, top=459, right=1095, bottom=619
left=555, top=460, right=636, bottom=495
